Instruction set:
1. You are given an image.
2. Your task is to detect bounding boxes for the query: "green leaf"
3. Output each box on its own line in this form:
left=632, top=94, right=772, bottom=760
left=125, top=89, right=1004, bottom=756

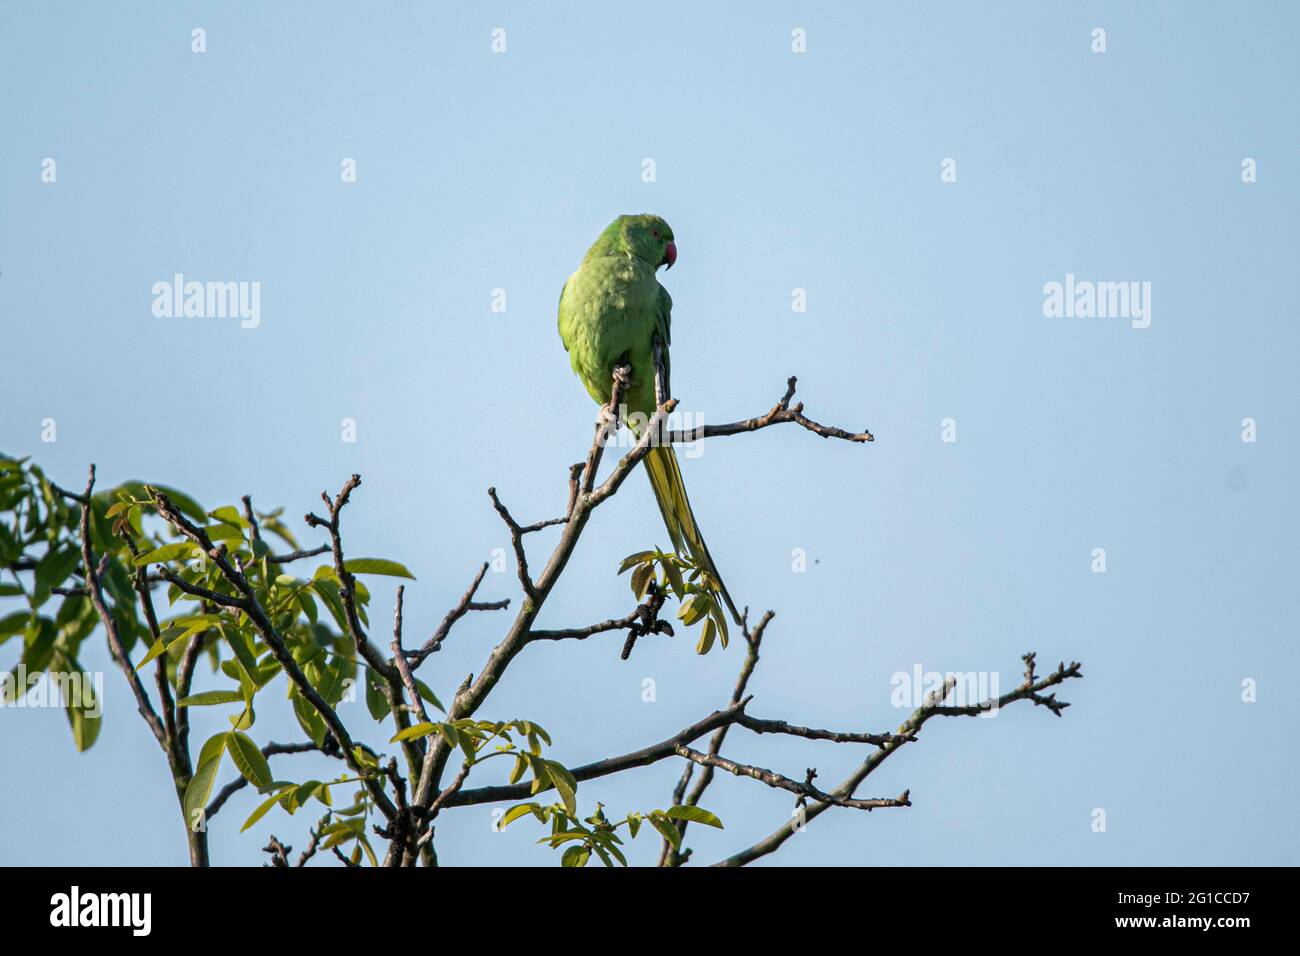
left=647, top=813, right=681, bottom=851
left=710, top=603, right=729, bottom=649
left=694, top=617, right=718, bottom=655
left=33, top=547, right=81, bottom=608
left=0, top=610, right=30, bottom=641
left=207, top=505, right=244, bottom=528
left=183, top=734, right=227, bottom=831
left=414, top=677, right=444, bottom=713
left=545, top=760, right=579, bottom=816
left=226, top=731, right=273, bottom=789
left=679, top=594, right=712, bottom=627
left=221, top=625, right=261, bottom=685
left=316, top=656, right=347, bottom=705
left=390, top=721, right=436, bottom=743
left=241, top=786, right=290, bottom=832
left=292, top=689, right=327, bottom=747
left=509, top=754, right=528, bottom=784
left=64, top=680, right=102, bottom=752
left=617, top=550, right=655, bottom=574
left=311, top=579, right=349, bottom=632
left=500, top=804, right=537, bottom=829
left=664, top=804, right=724, bottom=829
left=561, top=845, right=590, bottom=867
left=104, top=500, right=133, bottom=519
left=134, top=639, right=168, bottom=671
left=177, top=689, right=244, bottom=707
left=364, top=668, right=389, bottom=722
left=132, top=542, right=193, bottom=567
left=630, top=562, right=654, bottom=599
left=297, top=589, right=318, bottom=625
left=661, top=559, right=685, bottom=599
left=343, top=558, right=415, bottom=580
left=357, top=835, right=377, bottom=867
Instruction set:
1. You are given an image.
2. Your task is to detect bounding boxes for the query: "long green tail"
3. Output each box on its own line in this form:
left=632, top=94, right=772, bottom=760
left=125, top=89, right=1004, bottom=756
left=643, top=445, right=741, bottom=625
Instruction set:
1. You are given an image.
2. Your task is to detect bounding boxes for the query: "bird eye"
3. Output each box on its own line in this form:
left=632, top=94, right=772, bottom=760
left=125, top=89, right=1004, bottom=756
left=652, top=230, right=660, bottom=238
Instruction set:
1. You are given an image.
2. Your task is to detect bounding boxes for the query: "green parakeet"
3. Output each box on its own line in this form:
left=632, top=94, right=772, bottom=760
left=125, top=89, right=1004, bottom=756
left=558, top=214, right=741, bottom=628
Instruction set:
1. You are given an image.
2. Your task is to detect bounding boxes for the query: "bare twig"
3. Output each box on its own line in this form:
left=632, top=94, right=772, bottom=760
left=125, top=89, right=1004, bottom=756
left=734, top=714, right=907, bottom=748
left=268, top=544, right=330, bottom=564
left=296, top=813, right=331, bottom=867
left=408, top=562, right=510, bottom=667
left=262, top=836, right=292, bottom=867
left=712, top=654, right=1083, bottom=866
left=528, top=582, right=674, bottom=659
left=674, top=747, right=910, bottom=812
left=391, top=585, right=429, bottom=727
left=579, top=363, right=633, bottom=495
left=664, top=376, right=873, bottom=445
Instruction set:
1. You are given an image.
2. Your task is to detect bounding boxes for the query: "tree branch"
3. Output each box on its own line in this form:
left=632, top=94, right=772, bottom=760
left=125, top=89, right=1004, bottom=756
left=149, top=489, right=399, bottom=823
left=407, top=562, right=510, bottom=667
left=444, top=700, right=751, bottom=808
left=673, top=747, right=910, bottom=812
left=664, top=376, right=873, bottom=445
left=711, top=653, right=1083, bottom=866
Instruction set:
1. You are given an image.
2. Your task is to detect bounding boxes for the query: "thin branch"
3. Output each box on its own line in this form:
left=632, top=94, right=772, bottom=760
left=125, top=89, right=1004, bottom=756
left=712, top=654, right=1084, bottom=866
left=487, top=489, right=538, bottom=601
left=302, top=475, right=392, bottom=677
left=268, top=544, right=330, bottom=564
left=175, top=631, right=206, bottom=777
left=296, top=813, right=331, bottom=867
left=664, top=376, right=873, bottom=445
left=735, top=714, right=909, bottom=748
left=390, top=586, right=429, bottom=726
left=74, top=466, right=169, bottom=753
left=444, top=699, right=751, bottom=808
left=518, top=516, right=568, bottom=535
left=240, top=495, right=262, bottom=544
left=579, top=363, right=633, bottom=495
left=153, top=564, right=244, bottom=609
left=262, top=836, right=292, bottom=867
left=674, top=747, right=910, bottom=812
left=416, top=763, right=473, bottom=848
left=407, top=562, right=510, bottom=667
left=564, top=462, right=584, bottom=518
left=528, top=582, right=674, bottom=658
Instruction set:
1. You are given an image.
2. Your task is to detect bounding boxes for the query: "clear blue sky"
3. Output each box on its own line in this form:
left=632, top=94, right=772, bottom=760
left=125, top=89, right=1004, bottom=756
left=2, top=1, right=1296, bottom=866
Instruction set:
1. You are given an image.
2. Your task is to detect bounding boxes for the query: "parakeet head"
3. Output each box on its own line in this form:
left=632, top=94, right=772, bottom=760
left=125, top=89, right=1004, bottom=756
left=615, top=214, right=676, bottom=270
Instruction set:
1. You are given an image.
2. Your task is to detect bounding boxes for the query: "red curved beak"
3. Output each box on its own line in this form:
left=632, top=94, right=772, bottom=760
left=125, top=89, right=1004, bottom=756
left=662, top=241, right=677, bottom=270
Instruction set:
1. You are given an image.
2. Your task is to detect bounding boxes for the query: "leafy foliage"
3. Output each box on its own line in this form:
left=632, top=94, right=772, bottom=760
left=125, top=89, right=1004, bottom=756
left=500, top=799, right=724, bottom=867
left=0, top=453, right=612, bottom=866
left=618, top=547, right=729, bottom=653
